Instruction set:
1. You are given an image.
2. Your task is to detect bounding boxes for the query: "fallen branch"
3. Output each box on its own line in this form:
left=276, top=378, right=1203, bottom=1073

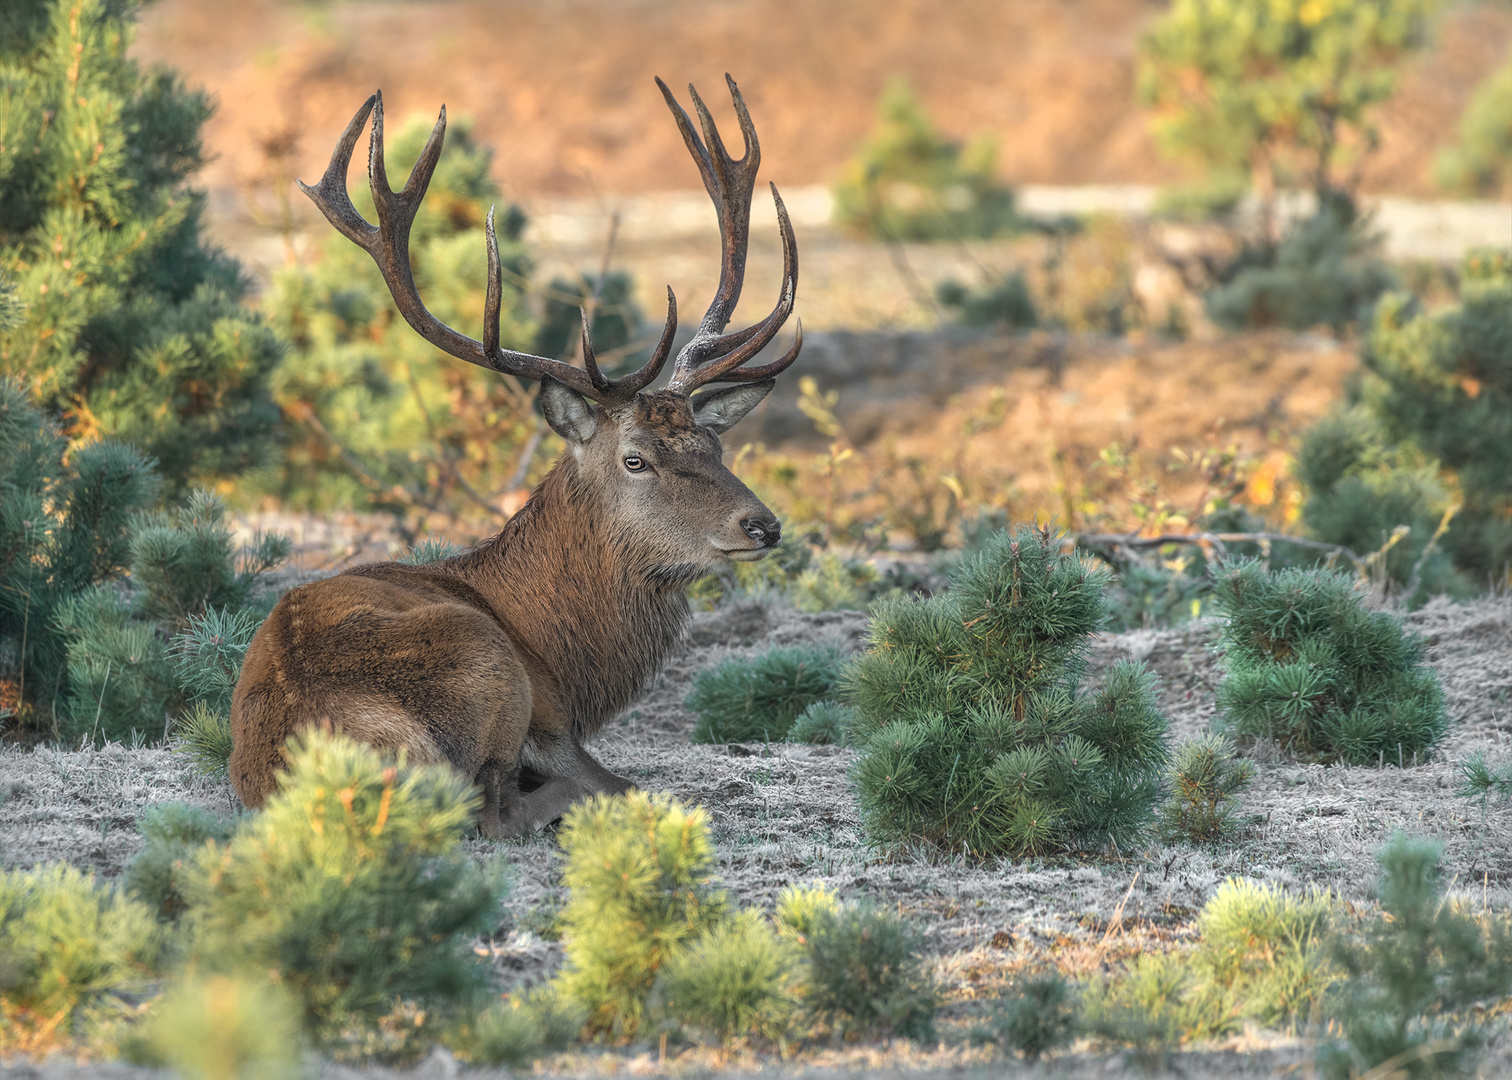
left=1071, top=530, right=1362, bottom=568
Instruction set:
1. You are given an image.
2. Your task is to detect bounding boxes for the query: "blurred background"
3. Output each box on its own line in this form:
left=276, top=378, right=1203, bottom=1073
left=3, top=0, right=1512, bottom=672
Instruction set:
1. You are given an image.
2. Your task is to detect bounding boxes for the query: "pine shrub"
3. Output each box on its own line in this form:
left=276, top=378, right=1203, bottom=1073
left=774, top=882, right=841, bottom=939
left=1196, top=879, right=1335, bottom=1030
left=129, top=974, right=305, bottom=1080
left=182, top=729, right=504, bottom=1054
left=687, top=645, right=844, bottom=745
left=832, top=80, right=1017, bottom=242
left=0, top=863, right=164, bottom=1052
left=554, top=791, right=727, bottom=1040
left=801, top=902, right=938, bottom=1043
left=166, top=604, right=265, bottom=777
left=1158, top=733, right=1254, bottom=844
left=936, top=273, right=1037, bottom=330
left=123, top=802, right=232, bottom=922
left=661, top=911, right=798, bottom=1045
left=1320, top=833, right=1512, bottom=1079
left=1206, top=197, right=1393, bottom=332
left=1085, top=879, right=1334, bottom=1048
left=1455, top=752, right=1512, bottom=809
left=129, top=491, right=288, bottom=628
left=846, top=524, right=1171, bottom=857
left=1212, top=559, right=1447, bottom=765
left=447, top=988, right=584, bottom=1068
left=0, top=379, right=160, bottom=728
left=1436, top=60, right=1512, bottom=197
left=1295, top=406, right=1458, bottom=599
left=1105, top=559, right=1209, bottom=631
left=787, top=700, right=853, bottom=746
left=53, top=493, right=287, bottom=746
left=1357, top=251, right=1512, bottom=579
left=0, top=0, right=281, bottom=492
left=974, top=972, right=1079, bottom=1061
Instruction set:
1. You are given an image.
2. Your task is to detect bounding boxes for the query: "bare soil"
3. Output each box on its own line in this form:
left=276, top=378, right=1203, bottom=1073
left=5, top=588, right=1512, bottom=1078
left=131, top=0, right=1512, bottom=202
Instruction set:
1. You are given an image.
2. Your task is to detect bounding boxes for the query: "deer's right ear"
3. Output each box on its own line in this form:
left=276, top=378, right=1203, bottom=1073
left=540, top=376, right=599, bottom=444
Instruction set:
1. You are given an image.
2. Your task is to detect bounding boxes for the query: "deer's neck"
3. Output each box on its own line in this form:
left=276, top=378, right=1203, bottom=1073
left=448, top=460, right=692, bottom=740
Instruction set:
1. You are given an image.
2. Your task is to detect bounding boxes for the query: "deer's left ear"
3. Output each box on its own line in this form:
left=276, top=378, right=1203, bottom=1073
left=690, top=380, right=775, bottom=434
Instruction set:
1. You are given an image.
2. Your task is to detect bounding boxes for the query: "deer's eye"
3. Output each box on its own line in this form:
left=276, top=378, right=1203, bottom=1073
left=624, top=455, right=647, bottom=473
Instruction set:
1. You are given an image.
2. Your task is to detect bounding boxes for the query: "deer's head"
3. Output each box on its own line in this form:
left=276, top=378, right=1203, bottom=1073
left=299, top=75, right=801, bottom=575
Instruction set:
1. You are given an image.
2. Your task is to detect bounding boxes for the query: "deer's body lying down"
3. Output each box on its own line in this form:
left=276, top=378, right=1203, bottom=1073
left=228, top=76, right=802, bottom=836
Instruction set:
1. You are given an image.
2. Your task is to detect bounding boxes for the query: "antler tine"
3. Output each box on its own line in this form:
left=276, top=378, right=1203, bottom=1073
left=297, top=94, right=381, bottom=253
left=667, top=181, right=800, bottom=393
left=301, top=92, right=681, bottom=407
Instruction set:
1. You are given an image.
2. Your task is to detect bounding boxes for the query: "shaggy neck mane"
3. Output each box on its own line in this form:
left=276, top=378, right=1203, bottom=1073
left=449, top=457, right=693, bottom=740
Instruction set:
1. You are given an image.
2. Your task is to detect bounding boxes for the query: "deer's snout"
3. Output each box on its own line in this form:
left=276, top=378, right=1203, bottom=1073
left=740, top=517, right=781, bottom=547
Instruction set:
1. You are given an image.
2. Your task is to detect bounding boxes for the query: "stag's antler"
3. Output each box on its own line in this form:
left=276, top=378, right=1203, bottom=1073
left=656, top=75, right=802, bottom=394
left=298, top=78, right=799, bottom=406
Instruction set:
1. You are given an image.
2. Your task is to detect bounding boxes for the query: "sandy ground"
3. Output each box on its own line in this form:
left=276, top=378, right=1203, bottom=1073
left=4, top=588, right=1512, bottom=1077
left=130, top=0, right=1512, bottom=202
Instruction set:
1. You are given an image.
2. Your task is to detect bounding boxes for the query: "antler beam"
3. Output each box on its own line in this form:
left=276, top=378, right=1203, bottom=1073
left=297, top=78, right=799, bottom=406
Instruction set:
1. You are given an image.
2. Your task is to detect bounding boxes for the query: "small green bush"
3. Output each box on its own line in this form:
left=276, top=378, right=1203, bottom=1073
left=687, top=645, right=844, bottom=745
left=124, top=802, right=233, bottom=922
left=534, top=271, right=643, bottom=363
left=1105, top=558, right=1209, bottom=631
left=832, top=80, right=1016, bottom=242
left=447, top=987, right=584, bottom=1068
left=554, top=791, right=727, bottom=1040
left=974, top=972, right=1079, bottom=1061
left=166, top=604, right=263, bottom=777
left=0, top=378, right=161, bottom=729
left=1435, top=60, right=1512, bottom=197
left=51, top=490, right=287, bottom=747
left=1295, top=406, right=1459, bottom=600
left=1158, top=733, right=1254, bottom=844
left=802, top=902, right=938, bottom=1043
left=183, top=729, right=503, bottom=1055
left=847, top=524, right=1171, bottom=857
left=1196, top=879, right=1335, bottom=1030
left=1320, top=833, right=1512, bottom=1079
left=1086, top=878, right=1334, bottom=1049
left=131, top=974, right=305, bottom=1080
left=1359, top=252, right=1512, bottom=578
left=774, top=882, right=841, bottom=939
left=1212, top=559, right=1447, bottom=765
left=936, top=273, right=1037, bottom=331
left=0, top=863, right=164, bottom=1049
left=661, top=911, right=798, bottom=1045
left=1456, top=752, right=1512, bottom=809
left=1206, top=197, right=1393, bottom=332
left=787, top=700, right=853, bottom=746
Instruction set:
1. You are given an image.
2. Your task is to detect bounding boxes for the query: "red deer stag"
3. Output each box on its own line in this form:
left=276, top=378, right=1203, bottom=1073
left=229, top=76, right=800, bottom=836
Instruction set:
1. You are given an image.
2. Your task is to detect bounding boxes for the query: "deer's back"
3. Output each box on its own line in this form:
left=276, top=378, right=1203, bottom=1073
left=229, top=563, right=533, bottom=806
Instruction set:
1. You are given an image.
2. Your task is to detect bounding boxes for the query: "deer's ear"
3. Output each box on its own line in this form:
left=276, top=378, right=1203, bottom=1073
left=540, top=376, right=599, bottom=444
left=690, top=380, right=775, bottom=435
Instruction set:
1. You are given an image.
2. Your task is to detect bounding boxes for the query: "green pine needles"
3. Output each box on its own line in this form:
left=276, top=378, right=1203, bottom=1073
left=1, top=0, right=282, bottom=492
left=846, top=524, right=1171, bottom=857
left=1212, top=560, right=1447, bottom=765
left=686, top=645, right=844, bottom=744
left=185, top=728, right=504, bottom=1056
left=554, top=791, right=727, bottom=1039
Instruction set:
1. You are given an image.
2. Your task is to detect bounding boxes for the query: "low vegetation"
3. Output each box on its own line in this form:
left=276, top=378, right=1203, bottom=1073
left=686, top=645, right=845, bottom=745
left=846, top=523, right=1171, bottom=857
left=1212, top=559, right=1447, bottom=765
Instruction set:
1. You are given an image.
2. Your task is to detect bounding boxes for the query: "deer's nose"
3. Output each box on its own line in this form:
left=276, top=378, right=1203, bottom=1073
left=741, top=517, right=781, bottom=547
